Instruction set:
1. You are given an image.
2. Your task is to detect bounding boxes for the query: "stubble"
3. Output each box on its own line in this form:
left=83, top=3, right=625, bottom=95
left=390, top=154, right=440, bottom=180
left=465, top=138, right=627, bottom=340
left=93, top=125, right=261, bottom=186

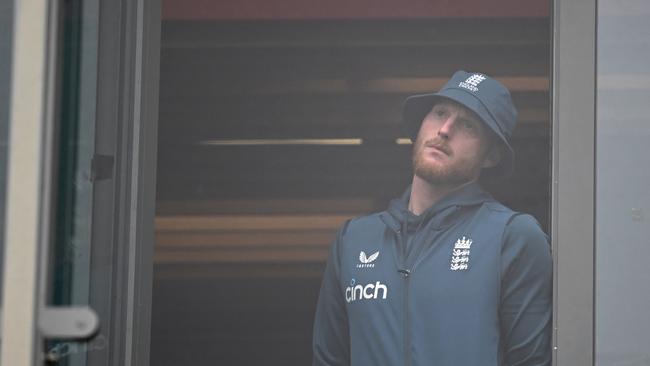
left=412, top=136, right=484, bottom=188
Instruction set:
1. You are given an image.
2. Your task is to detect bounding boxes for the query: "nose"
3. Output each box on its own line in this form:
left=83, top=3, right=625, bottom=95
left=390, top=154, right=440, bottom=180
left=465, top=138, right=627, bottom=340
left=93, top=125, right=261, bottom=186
left=437, top=116, right=455, bottom=140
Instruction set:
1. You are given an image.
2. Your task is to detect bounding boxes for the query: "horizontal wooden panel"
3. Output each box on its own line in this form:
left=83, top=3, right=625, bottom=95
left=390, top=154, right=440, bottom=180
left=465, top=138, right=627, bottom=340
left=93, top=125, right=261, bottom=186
left=162, top=77, right=548, bottom=95
left=160, top=56, right=549, bottom=96
left=157, top=100, right=548, bottom=151
left=162, top=0, right=549, bottom=20
left=155, top=247, right=329, bottom=263
left=155, top=213, right=355, bottom=263
left=156, top=214, right=353, bottom=231
left=162, top=19, right=549, bottom=48
left=156, top=230, right=335, bottom=248
left=154, top=263, right=325, bottom=279
left=156, top=197, right=378, bottom=214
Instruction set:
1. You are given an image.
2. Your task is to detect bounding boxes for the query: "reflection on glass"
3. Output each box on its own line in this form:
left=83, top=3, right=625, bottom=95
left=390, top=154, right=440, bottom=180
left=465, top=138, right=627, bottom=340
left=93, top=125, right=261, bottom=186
left=51, top=0, right=98, bottom=308
left=46, top=0, right=101, bottom=365
left=596, top=2, right=650, bottom=365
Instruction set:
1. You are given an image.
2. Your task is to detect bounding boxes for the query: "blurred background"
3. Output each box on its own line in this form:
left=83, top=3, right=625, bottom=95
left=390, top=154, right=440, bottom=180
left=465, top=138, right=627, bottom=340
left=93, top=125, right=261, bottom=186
left=151, top=1, right=550, bottom=364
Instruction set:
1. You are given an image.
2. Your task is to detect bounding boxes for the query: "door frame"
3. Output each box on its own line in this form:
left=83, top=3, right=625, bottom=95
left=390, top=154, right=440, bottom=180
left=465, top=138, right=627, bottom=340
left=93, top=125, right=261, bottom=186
left=551, top=0, right=597, bottom=365
left=1, top=0, right=58, bottom=363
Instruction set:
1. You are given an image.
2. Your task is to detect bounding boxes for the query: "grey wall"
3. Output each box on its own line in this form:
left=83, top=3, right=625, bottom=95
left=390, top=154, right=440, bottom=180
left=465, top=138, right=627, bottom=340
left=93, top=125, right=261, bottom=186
left=595, top=3, right=650, bottom=365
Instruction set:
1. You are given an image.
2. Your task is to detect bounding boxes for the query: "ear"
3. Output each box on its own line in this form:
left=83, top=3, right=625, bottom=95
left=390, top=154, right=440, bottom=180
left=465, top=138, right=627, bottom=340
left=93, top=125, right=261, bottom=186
left=482, top=145, right=502, bottom=168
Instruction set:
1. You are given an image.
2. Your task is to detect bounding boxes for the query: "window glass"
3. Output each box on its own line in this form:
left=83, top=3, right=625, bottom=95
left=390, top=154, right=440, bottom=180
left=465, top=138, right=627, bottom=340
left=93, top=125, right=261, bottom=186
left=595, top=2, right=650, bottom=364
left=46, top=0, right=103, bottom=364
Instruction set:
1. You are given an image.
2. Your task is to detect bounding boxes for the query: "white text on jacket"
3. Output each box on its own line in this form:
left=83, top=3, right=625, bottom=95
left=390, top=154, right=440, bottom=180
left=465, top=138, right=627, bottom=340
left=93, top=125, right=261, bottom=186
left=345, top=280, right=388, bottom=303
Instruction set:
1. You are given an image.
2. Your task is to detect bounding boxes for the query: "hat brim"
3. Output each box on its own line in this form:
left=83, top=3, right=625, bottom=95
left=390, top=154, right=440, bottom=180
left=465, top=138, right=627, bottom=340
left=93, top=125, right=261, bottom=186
left=402, top=89, right=515, bottom=179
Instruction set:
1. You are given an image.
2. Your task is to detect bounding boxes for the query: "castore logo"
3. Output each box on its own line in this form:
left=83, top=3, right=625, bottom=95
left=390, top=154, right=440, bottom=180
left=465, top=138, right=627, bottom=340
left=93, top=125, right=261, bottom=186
left=357, top=251, right=379, bottom=268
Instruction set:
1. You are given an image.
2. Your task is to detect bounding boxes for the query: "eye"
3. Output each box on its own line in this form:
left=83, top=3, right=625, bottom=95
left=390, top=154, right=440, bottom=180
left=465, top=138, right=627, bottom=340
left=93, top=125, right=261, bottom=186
left=461, top=119, right=478, bottom=130
left=433, top=108, right=447, bottom=118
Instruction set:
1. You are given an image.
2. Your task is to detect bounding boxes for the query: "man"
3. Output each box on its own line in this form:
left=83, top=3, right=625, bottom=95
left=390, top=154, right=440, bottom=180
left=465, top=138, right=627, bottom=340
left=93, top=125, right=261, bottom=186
left=312, top=71, right=552, bottom=366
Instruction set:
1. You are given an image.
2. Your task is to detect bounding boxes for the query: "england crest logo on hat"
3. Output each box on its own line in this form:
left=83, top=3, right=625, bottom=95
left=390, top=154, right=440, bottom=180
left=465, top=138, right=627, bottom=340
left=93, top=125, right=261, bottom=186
left=458, top=74, right=486, bottom=92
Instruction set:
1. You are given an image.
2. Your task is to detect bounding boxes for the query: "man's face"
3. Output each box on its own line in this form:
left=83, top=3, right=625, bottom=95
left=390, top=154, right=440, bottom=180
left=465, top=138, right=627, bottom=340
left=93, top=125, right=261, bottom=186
left=412, top=100, right=498, bottom=187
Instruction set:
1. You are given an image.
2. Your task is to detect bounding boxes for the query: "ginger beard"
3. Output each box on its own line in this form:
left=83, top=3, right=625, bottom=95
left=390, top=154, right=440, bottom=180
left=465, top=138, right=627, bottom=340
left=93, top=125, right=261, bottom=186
left=411, top=134, right=489, bottom=188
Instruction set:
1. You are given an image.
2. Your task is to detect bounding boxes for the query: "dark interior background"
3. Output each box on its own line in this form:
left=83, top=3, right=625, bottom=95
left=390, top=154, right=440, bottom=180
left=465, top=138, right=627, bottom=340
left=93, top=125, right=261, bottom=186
left=151, top=17, right=550, bottom=366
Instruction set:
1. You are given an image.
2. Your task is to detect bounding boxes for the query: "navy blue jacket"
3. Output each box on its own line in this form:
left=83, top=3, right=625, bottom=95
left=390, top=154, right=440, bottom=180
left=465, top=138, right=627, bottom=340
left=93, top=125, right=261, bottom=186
left=313, top=183, right=552, bottom=366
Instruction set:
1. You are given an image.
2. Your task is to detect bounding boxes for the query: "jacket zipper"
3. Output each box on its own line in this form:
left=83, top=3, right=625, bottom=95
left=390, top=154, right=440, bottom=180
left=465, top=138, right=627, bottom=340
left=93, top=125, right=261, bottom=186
left=397, top=229, right=412, bottom=366
left=401, top=269, right=411, bottom=366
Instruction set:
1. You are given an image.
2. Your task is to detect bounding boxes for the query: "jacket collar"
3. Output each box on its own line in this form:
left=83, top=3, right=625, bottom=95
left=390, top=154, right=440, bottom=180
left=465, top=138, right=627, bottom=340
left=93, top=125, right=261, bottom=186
left=380, top=181, right=493, bottom=233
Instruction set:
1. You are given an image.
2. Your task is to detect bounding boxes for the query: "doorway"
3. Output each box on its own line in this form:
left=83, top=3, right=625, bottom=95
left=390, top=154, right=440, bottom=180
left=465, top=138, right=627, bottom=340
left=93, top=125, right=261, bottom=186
left=152, top=8, right=550, bottom=366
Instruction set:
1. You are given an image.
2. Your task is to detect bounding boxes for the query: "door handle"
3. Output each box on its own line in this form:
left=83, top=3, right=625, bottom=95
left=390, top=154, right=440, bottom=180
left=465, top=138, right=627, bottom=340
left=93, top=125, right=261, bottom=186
left=39, top=306, right=99, bottom=339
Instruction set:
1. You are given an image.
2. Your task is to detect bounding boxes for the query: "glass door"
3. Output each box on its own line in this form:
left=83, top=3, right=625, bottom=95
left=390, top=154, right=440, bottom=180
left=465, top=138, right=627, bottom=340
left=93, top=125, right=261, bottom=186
left=44, top=0, right=104, bottom=364
left=1, top=0, right=161, bottom=364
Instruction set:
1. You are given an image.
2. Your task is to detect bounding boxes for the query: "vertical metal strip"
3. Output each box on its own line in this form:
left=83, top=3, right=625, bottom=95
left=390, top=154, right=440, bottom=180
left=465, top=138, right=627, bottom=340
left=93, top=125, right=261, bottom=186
left=551, top=0, right=597, bottom=365
left=1, top=0, right=58, bottom=365
left=123, top=0, right=144, bottom=358
left=123, top=0, right=160, bottom=365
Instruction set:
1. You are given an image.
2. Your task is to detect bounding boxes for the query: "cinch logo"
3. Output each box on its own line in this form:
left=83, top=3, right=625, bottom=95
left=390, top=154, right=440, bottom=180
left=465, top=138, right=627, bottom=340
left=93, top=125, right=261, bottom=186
left=357, top=251, right=379, bottom=268
left=458, top=74, right=486, bottom=92
left=345, top=279, right=388, bottom=303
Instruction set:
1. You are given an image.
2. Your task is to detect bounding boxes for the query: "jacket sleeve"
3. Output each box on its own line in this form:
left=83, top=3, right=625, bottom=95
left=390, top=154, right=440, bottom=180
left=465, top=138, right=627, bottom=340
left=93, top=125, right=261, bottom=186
left=500, top=214, right=553, bottom=366
left=312, top=226, right=351, bottom=366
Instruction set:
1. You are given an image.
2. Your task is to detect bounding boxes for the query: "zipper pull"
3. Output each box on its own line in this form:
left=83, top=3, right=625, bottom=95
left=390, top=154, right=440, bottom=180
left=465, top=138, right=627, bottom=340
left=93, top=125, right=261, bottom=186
left=398, top=269, right=411, bottom=277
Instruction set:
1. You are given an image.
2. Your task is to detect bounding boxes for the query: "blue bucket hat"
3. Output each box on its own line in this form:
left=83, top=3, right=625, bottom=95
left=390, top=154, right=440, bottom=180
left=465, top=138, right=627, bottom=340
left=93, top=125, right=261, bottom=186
left=402, top=70, right=518, bottom=179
